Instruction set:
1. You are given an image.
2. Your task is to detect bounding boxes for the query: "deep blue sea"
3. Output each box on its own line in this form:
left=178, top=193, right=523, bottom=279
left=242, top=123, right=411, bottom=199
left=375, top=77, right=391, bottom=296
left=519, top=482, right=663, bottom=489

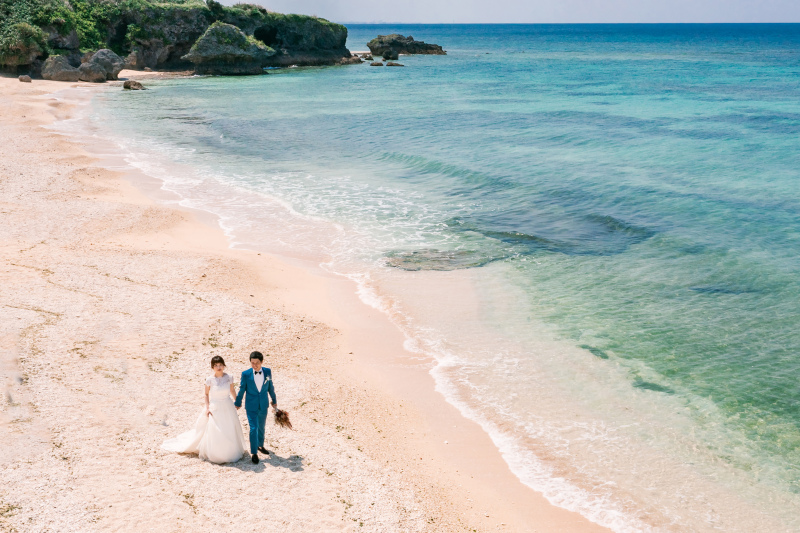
left=84, top=24, right=800, bottom=531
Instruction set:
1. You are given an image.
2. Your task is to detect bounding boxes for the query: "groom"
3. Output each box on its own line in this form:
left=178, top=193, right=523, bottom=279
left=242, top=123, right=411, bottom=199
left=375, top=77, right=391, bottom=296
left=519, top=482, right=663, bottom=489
left=235, top=351, right=277, bottom=464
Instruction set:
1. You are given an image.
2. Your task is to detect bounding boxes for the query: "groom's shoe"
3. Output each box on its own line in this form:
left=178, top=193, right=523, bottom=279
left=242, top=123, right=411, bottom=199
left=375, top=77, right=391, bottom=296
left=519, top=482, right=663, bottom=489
left=258, top=446, right=270, bottom=455
left=251, top=453, right=259, bottom=464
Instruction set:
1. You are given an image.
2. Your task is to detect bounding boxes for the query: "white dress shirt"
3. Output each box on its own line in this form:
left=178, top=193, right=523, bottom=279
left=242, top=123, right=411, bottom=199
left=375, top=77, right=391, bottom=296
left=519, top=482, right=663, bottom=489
left=254, top=369, right=264, bottom=392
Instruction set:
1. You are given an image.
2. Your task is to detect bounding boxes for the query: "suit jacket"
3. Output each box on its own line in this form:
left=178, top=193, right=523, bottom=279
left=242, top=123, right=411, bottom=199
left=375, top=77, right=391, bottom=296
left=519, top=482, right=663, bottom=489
left=235, top=367, right=276, bottom=412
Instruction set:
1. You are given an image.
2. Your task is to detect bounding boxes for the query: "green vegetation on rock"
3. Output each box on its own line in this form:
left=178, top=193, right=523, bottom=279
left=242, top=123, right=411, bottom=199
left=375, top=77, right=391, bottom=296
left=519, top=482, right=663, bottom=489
left=0, top=0, right=69, bottom=65
left=182, top=21, right=274, bottom=74
left=0, top=22, right=47, bottom=65
left=0, top=0, right=350, bottom=71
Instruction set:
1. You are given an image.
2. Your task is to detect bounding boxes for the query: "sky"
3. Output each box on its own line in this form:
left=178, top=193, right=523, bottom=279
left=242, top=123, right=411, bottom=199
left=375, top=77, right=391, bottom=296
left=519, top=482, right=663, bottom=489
left=240, top=0, right=800, bottom=23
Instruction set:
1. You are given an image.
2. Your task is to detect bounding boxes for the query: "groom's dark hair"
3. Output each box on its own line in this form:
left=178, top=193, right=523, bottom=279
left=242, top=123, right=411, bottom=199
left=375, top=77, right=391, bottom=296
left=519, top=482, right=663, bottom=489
left=249, top=351, right=264, bottom=361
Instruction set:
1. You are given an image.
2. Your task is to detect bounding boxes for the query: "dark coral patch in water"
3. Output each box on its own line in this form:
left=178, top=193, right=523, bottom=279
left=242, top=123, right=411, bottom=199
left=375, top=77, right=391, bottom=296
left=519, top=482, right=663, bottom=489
left=580, top=344, right=610, bottom=359
left=384, top=249, right=501, bottom=271
left=633, top=378, right=675, bottom=394
left=446, top=214, right=656, bottom=257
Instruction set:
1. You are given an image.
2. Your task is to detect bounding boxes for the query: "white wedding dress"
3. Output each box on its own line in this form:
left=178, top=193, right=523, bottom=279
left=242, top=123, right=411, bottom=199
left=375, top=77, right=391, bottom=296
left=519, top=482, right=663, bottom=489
left=162, top=373, right=246, bottom=464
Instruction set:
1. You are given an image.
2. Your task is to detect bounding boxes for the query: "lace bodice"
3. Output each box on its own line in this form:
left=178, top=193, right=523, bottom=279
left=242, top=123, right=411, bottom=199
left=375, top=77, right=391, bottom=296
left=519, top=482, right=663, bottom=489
left=206, top=373, right=232, bottom=387
left=206, top=373, right=233, bottom=402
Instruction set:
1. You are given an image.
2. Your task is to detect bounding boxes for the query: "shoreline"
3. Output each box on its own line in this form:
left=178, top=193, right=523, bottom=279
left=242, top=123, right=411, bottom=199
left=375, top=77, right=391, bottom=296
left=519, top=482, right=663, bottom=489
left=0, top=73, right=609, bottom=532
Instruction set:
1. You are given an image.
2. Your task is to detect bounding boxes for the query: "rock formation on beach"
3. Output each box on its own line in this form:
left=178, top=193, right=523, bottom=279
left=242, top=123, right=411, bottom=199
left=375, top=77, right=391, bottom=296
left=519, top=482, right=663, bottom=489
left=182, top=22, right=275, bottom=75
left=0, top=0, right=353, bottom=76
left=77, top=61, right=106, bottom=82
left=41, top=48, right=124, bottom=82
left=87, top=49, right=125, bottom=80
left=367, top=34, right=446, bottom=56
left=41, top=55, right=80, bottom=81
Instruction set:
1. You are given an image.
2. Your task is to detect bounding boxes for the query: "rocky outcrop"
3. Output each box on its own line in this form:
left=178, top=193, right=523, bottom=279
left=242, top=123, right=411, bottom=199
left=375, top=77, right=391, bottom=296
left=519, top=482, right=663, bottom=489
left=42, top=55, right=81, bottom=81
left=78, top=62, right=107, bottom=83
left=370, top=61, right=383, bottom=67
left=224, top=9, right=351, bottom=67
left=382, top=49, right=399, bottom=61
left=19, top=75, right=32, bottom=82
left=124, top=4, right=351, bottom=69
left=123, top=80, right=146, bottom=90
left=386, top=62, right=404, bottom=67
left=368, top=34, right=446, bottom=56
left=88, top=49, right=124, bottom=80
left=1, top=0, right=352, bottom=71
left=182, top=22, right=275, bottom=75
left=123, top=4, right=213, bottom=70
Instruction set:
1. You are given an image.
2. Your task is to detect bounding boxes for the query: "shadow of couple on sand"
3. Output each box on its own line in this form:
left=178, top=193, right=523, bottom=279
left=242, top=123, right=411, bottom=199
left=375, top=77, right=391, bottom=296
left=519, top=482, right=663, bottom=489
left=220, top=451, right=305, bottom=473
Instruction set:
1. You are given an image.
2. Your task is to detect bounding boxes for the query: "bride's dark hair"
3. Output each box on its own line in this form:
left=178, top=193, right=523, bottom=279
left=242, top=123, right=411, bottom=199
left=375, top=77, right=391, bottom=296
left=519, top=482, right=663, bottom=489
left=210, top=355, right=226, bottom=368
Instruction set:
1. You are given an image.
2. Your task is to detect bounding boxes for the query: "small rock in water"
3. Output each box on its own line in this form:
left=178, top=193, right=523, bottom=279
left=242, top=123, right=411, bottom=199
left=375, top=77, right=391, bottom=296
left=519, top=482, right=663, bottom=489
left=338, top=56, right=363, bottom=65
left=382, top=49, right=399, bottom=60
left=18, top=75, right=32, bottom=83
left=370, top=62, right=384, bottom=67
left=123, top=80, right=146, bottom=90
left=386, top=62, right=404, bottom=67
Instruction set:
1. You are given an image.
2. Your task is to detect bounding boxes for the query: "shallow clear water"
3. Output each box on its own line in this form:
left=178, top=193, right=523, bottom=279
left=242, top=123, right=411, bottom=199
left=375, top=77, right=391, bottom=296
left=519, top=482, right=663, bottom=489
left=86, top=24, right=800, bottom=531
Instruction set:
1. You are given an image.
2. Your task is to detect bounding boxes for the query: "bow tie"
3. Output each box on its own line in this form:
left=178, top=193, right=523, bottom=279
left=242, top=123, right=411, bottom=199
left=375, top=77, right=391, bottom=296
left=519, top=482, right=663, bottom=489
left=254, top=371, right=261, bottom=375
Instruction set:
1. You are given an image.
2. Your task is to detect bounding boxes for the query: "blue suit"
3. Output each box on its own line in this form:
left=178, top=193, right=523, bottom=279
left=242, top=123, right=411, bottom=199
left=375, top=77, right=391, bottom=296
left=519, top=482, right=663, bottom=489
left=235, top=367, right=277, bottom=455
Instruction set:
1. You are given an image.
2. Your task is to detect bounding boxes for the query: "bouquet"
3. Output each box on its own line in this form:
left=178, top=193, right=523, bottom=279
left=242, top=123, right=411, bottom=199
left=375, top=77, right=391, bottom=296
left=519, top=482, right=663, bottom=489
left=274, top=408, right=293, bottom=430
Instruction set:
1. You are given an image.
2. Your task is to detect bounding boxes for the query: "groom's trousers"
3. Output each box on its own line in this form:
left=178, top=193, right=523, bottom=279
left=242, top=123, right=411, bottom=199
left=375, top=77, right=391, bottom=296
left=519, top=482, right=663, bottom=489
left=245, top=407, right=268, bottom=454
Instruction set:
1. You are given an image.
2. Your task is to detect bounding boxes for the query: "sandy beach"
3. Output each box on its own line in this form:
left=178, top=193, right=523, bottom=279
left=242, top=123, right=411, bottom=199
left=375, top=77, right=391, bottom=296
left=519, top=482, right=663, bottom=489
left=0, top=73, right=609, bottom=533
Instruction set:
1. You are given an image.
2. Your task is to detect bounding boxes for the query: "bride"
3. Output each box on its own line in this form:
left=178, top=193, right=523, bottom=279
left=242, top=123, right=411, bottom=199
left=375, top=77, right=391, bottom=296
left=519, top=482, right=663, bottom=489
left=162, top=355, right=246, bottom=463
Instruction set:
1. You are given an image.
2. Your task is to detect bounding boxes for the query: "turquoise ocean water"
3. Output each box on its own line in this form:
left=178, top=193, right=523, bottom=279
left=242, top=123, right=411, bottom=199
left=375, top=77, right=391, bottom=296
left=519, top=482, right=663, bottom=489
left=84, top=24, right=800, bottom=531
